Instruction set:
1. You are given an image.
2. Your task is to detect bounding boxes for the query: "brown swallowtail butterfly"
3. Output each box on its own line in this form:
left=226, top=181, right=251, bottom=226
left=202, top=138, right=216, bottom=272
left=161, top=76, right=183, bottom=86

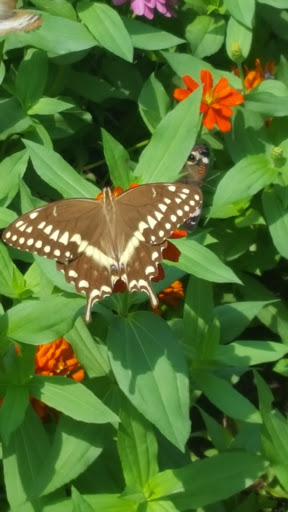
left=0, top=0, right=42, bottom=36
left=2, top=183, right=202, bottom=322
left=178, top=143, right=209, bottom=232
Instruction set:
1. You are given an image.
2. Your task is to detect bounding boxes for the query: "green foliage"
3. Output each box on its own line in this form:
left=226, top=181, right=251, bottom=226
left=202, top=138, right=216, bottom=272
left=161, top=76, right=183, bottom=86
left=0, top=0, right=288, bottom=511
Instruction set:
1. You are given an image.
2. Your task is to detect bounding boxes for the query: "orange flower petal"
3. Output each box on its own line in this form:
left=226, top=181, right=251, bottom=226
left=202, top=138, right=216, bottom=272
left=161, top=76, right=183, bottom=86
left=213, top=77, right=229, bottom=94
left=203, top=108, right=216, bottom=130
left=173, top=88, right=191, bottom=101
left=183, top=75, right=200, bottom=92
left=215, top=112, right=232, bottom=133
left=170, top=229, right=188, bottom=239
left=200, top=70, right=213, bottom=90
left=162, top=241, right=181, bottom=262
left=112, top=186, right=124, bottom=197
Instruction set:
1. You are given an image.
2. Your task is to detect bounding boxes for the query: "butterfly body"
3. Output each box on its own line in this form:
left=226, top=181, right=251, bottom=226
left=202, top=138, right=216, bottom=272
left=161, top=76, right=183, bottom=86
left=3, top=183, right=202, bottom=322
left=179, top=143, right=209, bottom=232
left=0, top=0, right=42, bottom=35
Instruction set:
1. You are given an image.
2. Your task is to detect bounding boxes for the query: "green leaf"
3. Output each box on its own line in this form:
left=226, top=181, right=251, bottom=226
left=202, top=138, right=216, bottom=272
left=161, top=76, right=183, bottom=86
left=0, top=150, right=29, bottom=207
left=32, top=0, right=77, bottom=20
left=262, top=187, right=288, bottom=259
left=82, top=494, right=138, bottom=511
left=123, top=17, right=184, bottom=50
left=15, top=49, right=48, bottom=110
left=66, top=316, right=111, bottom=378
left=7, top=295, right=85, bottom=344
left=2, top=405, right=49, bottom=507
left=223, top=0, right=255, bottom=27
left=4, top=13, right=96, bottom=56
left=29, top=374, right=118, bottom=424
left=255, top=371, right=288, bottom=492
left=78, top=2, right=133, bottom=62
left=226, top=16, right=252, bottom=60
left=101, top=128, right=134, bottom=189
left=163, top=51, right=241, bottom=89
left=211, top=155, right=278, bottom=216
left=194, top=372, right=260, bottom=423
left=135, top=88, right=202, bottom=182
left=185, top=16, right=225, bottom=58
left=34, top=256, right=77, bottom=294
left=138, top=73, right=170, bottom=133
left=148, top=452, right=266, bottom=508
left=0, top=386, right=29, bottom=445
left=0, top=97, right=31, bottom=140
left=245, top=84, right=288, bottom=116
left=72, top=487, right=94, bottom=512
left=0, top=207, right=17, bottom=228
left=118, top=398, right=158, bottom=490
left=24, top=140, right=99, bottom=198
left=183, top=277, right=217, bottom=359
left=215, top=301, right=273, bottom=343
left=165, top=238, right=241, bottom=284
left=28, top=97, right=75, bottom=116
left=0, top=242, right=25, bottom=298
left=34, top=415, right=108, bottom=496
left=215, top=341, right=288, bottom=367
left=139, top=502, right=179, bottom=512
left=108, top=312, right=190, bottom=451
left=258, top=0, right=288, bottom=6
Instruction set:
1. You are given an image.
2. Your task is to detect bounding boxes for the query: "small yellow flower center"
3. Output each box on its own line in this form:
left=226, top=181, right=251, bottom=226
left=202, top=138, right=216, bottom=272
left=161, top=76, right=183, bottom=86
left=203, top=90, right=216, bottom=106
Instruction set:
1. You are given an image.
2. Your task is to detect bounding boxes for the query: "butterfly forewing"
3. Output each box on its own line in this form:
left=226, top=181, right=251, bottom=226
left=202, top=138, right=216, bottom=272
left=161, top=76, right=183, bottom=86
left=2, top=183, right=203, bottom=322
left=0, top=0, right=42, bottom=35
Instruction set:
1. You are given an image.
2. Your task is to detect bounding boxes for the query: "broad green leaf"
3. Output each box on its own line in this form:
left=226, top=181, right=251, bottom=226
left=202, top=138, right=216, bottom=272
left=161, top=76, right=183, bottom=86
left=29, top=374, right=118, bottom=424
left=194, top=372, right=260, bottom=423
left=84, top=494, right=138, bottom=511
left=0, top=207, right=17, bottom=228
left=199, top=408, right=232, bottom=451
left=215, top=301, right=273, bottom=343
left=186, top=16, right=225, bottom=58
left=72, top=487, right=94, bottom=512
left=0, top=242, right=25, bottom=298
left=262, top=187, right=288, bottom=259
left=0, top=97, right=31, bottom=140
left=24, top=140, right=99, bottom=198
left=2, top=405, right=49, bottom=507
left=245, top=85, right=288, bottom=116
left=183, top=277, right=217, bottom=359
left=163, top=51, right=241, bottom=88
left=255, top=371, right=288, bottom=491
left=15, top=49, right=48, bottom=110
left=0, top=150, right=29, bottom=207
left=7, top=295, right=85, bottom=344
left=226, top=16, right=252, bottom=60
left=32, top=0, right=77, bottom=20
left=226, top=108, right=270, bottom=162
left=34, top=256, right=77, bottom=294
left=34, top=415, right=108, bottom=496
left=223, top=0, right=255, bottom=27
left=118, top=399, right=158, bottom=490
left=139, top=501, right=179, bottom=512
left=148, top=452, right=266, bottom=507
left=66, top=316, right=111, bottom=378
left=28, top=97, right=75, bottom=116
left=0, top=386, right=29, bottom=445
left=211, top=155, right=278, bottom=216
left=4, top=13, right=97, bottom=55
left=139, top=73, right=170, bottom=133
left=108, top=312, right=190, bottom=451
left=78, top=3, right=133, bottom=62
left=101, top=128, right=134, bottom=189
left=165, top=238, right=241, bottom=284
left=123, top=17, right=184, bottom=50
left=67, top=70, right=128, bottom=102
left=215, top=341, right=288, bottom=367
left=135, top=88, right=202, bottom=182
left=258, top=0, right=288, bottom=6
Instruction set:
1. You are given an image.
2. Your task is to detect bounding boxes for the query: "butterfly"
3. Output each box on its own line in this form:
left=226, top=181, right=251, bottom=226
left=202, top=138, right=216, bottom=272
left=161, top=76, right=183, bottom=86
left=178, top=143, right=210, bottom=232
left=2, top=183, right=202, bottom=322
left=0, top=0, right=42, bottom=36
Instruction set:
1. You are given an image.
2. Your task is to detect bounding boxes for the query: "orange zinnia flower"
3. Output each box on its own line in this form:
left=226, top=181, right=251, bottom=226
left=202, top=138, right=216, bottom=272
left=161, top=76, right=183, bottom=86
left=233, top=59, right=276, bottom=93
left=158, top=280, right=184, bottom=308
left=173, top=70, right=244, bottom=133
left=35, top=338, right=84, bottom=382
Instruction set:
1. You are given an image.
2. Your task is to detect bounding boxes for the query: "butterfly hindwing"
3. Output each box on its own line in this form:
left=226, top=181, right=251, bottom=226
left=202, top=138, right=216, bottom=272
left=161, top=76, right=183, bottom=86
left=2, top=183, right=203, bottom=322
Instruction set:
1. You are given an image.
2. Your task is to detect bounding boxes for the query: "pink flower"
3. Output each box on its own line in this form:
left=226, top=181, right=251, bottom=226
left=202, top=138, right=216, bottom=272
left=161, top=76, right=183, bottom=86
left=113, top=0, right=177, bottom=19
